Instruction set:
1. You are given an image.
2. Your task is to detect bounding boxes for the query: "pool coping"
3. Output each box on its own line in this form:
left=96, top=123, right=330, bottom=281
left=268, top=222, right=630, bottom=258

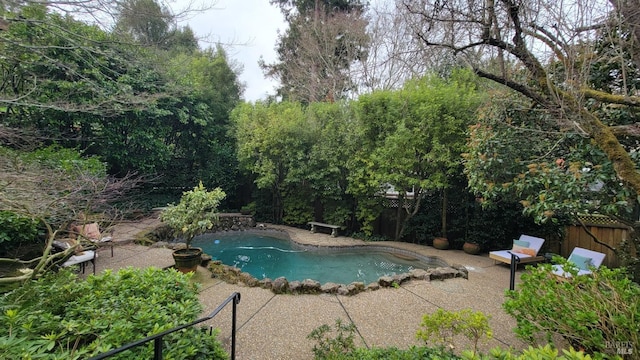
left=201, top=226, right=466, bottom=295
left=202, top=227, right=450, bottom=268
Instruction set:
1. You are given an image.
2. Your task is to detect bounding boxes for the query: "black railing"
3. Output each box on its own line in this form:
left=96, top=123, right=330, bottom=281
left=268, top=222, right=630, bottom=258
left=509, top=252, right=520, bottom=291
left=89, top=292, right=241, bottom=360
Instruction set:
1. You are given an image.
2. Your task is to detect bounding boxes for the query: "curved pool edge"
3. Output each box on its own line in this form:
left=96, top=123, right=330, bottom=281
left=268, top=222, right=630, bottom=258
left=204, top=225, right=458, bottom=272
left=199, top=225, right=470, bottom=295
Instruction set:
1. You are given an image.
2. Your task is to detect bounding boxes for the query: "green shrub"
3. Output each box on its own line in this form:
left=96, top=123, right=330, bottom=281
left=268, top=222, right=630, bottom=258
left=463, top=345, right=619, bottom=359
left=416, top=308, right=493, bottom=354
left=350, top=232, right=390, bottom=242
left=308, top=319, right=607, bottom=360
left=308, top=319, right=463, bottom=360
left=503, top=260, right=639, bottom=357
left=343, top=346, right=462, bottom=359
left=321, top=204, right=352, bottom=230
left=0, top=267, right=227, bottom=359
left=308, top=319, right=357, bottom=359
left=22, top=145, right=106, bottom=176
left=0, top=211, right=41, bottom=253
left=282, top=195, right=314, bottom=226
left=160, top=182, right=226, bottom=248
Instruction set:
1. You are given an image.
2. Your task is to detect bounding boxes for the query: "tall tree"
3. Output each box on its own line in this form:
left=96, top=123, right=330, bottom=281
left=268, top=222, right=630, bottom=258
left=160, top=46, right=243, bottom=194
left=0, top=4, right=158, bottom=119
left=262, top=0, right=369, bottom=102
left=115, top=0, right=173, bottom=47
left=0, top=0, right=210, bottom=122
left=352, top=1, right=454, bottom=93
left=114, top=0, right=199, bottom=52
left=349, top=70, right=481, bottom=240
left=232, top=101, right=311, bottom=223
left=402, top=0, right=640, bottom=198
left=402, top=0, right=640, bottom=271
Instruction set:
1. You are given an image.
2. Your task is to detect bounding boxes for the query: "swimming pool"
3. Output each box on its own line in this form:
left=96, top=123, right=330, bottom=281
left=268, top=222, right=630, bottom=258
left=192, top=232, right=440, bottom=284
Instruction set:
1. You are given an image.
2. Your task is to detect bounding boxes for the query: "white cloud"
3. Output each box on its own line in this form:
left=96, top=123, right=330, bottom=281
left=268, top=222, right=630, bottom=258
left=177, top=0, right=286, bottom=101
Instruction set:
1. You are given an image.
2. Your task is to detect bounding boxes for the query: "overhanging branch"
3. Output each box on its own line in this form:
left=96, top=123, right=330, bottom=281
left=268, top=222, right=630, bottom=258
left=610, top=123, right=640, bottom=137
left=473, top=67, right=550, bottom=106
left=576, top=216, right=617, bottom=252
left=582, top=88, right=640, bottom=107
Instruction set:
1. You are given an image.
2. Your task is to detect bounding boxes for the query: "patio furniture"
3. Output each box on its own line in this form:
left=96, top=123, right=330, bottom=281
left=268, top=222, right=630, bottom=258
left=489, top=234, right=546, bottom=265
left=552, top=247, right=606, bottom=278
left=307, top=221, right=340, bottom=237
left=53, top=239, right=97, bottom=275
left=73, top=222, right=114, bottom=256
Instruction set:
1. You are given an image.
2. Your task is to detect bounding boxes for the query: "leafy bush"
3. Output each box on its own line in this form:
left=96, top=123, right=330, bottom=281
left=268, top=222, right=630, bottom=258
left=350, top=231, right=390, bottom=242
left=308, top=319, right=462, bottom=360
left=503, top=260, right=639, bottom=357
left=321, top=204, right=352, bottom=230
left=308, top=319, right=357, bottom=359
left=282, top=193, right=314, bottom=226
left=0, top=211, right=41, bottom=252
left=466, top=345, right=619, bottom=359
left=0, top=267, right=227, bottom=359
left=22, top=145, right=106, bottom=176
left=308, top=318, right=606, bottom=360
left=417, top=308, right=492, bottom=355
left=160, top=182, right=226, bottom=248
left=330, top=346, right=462, bottom=360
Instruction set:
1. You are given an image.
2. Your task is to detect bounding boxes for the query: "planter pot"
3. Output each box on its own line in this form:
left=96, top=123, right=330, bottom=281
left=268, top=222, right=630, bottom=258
left=172, top=247, right=203, bottom=273
left=433, top=237, right=449, bottom=250
left=462, top=242, right=481, bottom=255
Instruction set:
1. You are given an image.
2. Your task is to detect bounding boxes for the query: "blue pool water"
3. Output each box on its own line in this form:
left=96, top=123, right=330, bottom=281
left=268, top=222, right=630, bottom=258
left=192, top=233, right=436, bottom=284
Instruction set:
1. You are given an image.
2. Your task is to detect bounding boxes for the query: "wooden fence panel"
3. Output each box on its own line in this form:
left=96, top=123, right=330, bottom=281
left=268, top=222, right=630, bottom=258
left=563, top=215, right=630, bottom=268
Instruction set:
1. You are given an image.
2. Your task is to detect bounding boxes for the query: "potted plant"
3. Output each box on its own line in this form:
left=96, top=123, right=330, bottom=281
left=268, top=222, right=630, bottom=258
left=160, top=182, right=226, bottom=273
left=433, top=237, right=449, bottom=250
left=462, top=241, right=482, bottom=255
left=432, top=189, right=450, bottom=250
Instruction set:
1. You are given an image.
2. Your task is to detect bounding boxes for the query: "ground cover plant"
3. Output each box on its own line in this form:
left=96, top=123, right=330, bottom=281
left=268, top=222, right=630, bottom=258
left=504, top=260, right=639, bottom=357
left=309, top=313, right=616, bottom=360
left=0, top=267, right=227, bottom=359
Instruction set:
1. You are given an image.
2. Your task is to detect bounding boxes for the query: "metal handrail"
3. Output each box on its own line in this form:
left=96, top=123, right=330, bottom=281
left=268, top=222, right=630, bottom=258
left=509, top=252, right=520, bottom=290
left=89, top=292, right=241, bottom=360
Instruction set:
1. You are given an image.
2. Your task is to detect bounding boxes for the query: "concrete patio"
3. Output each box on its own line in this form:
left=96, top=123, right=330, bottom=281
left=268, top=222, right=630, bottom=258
left=94, top=218, right=529, bottom=359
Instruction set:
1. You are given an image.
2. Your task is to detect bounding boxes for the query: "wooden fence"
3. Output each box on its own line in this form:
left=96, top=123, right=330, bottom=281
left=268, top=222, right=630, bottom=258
left=561, top=214, right=631, bottom=268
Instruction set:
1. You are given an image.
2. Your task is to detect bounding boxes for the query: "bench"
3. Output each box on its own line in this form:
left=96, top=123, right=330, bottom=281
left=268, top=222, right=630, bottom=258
left=307, top=221, right=340, bottom=237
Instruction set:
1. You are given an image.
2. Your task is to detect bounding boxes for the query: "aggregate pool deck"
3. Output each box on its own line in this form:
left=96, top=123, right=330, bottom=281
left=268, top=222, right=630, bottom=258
left=95, top=217, right=529, bottom=359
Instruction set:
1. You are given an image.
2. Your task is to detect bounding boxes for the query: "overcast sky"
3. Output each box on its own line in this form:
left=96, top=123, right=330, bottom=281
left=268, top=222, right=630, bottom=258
left=177, top=0, right=286, bottom=101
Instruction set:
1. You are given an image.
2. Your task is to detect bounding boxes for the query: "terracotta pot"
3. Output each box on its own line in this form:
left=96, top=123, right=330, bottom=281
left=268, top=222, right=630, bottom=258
left=433, top=237, right=449, bottom=250
left=172, top=247, right=203, bottom=273
left=463, top=242, right=481, bottom=255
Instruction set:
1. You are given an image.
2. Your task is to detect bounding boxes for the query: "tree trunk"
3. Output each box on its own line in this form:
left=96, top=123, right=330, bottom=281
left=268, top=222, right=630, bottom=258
left=610, top=0, right=640, bottom=71
left=441, top=189, right=448, bottom=238
left=395, top=201, right=403, bottom=240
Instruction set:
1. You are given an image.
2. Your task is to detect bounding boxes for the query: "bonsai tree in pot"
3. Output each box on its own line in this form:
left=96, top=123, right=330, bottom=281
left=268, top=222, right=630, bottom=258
left=161, top=182, right=226, bottom=273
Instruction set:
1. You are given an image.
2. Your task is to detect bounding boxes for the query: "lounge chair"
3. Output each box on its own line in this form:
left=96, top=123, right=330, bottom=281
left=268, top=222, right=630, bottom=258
left=489, top=235, right=546, bottom=265
left=73, top=222, right=114, bottom=257
left=552, top=247, right=606, bottom=278
left=52, top=239, right=97, bottom=275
